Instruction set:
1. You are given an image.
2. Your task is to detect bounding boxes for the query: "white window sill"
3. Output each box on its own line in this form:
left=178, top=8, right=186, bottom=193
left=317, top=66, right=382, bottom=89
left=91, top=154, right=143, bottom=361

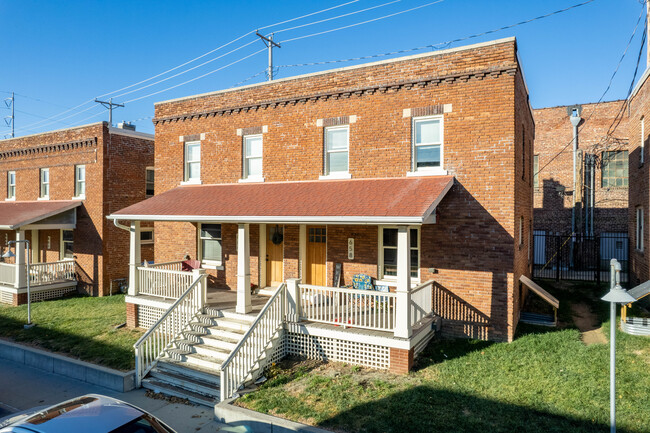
left=72, top=195, right=85, bottom=200
left=378, top=277, right=421, bottom=286
left=141, top=241, right=154, bottom=245
left=201, top=260, right=224, bottom=270
left=180, top=179, right=202, bottom=186
left=5, top=197, right=15, bottom=202
left=238, top=177, right=265, bottom=183
left=319, top=172, right=352, bottom=180
left=37, top=196, right=49, bottom=201
left=406, top=168, right=448, bottom=177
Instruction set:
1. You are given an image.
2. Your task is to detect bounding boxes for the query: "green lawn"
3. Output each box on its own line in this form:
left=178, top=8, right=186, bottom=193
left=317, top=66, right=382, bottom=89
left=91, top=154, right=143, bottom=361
left=239, top=282, right=650, bottom=433
left=0, top=294, right=142, bottom=371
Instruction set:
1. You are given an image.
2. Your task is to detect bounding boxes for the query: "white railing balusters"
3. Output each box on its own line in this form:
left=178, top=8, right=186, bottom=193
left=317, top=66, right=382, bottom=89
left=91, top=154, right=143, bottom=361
left=220, top=284, right=286, bottom=402
left=133, top=273, right=207, bottom=388
left=146, top=261, right=184, bottom=271
left=0, top=263, right=16, bottom=286
left=138, top=267, right=194, bottom=299
left=410, top=280, right=434, bottom=327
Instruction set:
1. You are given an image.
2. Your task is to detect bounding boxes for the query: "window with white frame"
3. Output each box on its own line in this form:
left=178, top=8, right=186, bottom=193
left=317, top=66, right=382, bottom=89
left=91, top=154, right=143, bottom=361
left=243, top=134, right=263, bottom=179
left=601, top=150, right=628, bottom=187
left=184, top=141, right=201, bottom=183
left=7, top=171, right=15, bottom=199
left=61, top=229, right=74, bottom=259
left=637, top=207, right=644, bottom=252
left=145, top=167, right=154, bottom=198
left=412, top=116, right=443, bottom=171
left=379, top=227, right=419, bottom=279
left=641, top=117, right=645, bottom=165
left=199, top=224, right=222, bottom=264
left=324, top=125, right=349, bottom=175
left=140, top=229, right=154, bottom=244
left=74, top=165, right=86, bottom=197
left=40, top=168, right=49, bottom=198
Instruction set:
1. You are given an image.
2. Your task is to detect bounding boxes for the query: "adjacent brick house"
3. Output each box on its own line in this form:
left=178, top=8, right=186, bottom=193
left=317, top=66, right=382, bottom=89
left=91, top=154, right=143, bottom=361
left=0, top=122, right=154, bottom=305
left=112, top=36, right=534, bottom=344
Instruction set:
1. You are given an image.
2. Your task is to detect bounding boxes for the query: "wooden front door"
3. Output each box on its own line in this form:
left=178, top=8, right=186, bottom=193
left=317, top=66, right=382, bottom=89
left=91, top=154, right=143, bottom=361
left=266, top=225, right=284, bottom=287
left=306, top=226, right=327, bottom=286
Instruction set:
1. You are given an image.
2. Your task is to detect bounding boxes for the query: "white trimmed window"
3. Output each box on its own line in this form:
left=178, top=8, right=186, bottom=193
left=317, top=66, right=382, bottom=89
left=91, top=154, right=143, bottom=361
left=74, top=165, right=86, bottom=197
left=40, top=168, right=49, bottom=199
left=412, top=116, right=443, bottom=172
left=184, top=141, right=201, bottom=183
left=140, top=229, right=154, bottom=245
left=243, top=134, right=263, bottom=180
left=145, top=167, right=154, bottom=198
left=379, top=227, right=420, bottom=279
left=199, top=224, right=222, bottom=265
left=61, top=229, right=74, bottom=259
left=637, top=207, right=644, bottom=252
left=7, top=171, right=15, bottom=199
left=324, top=125, right=349, bottom=175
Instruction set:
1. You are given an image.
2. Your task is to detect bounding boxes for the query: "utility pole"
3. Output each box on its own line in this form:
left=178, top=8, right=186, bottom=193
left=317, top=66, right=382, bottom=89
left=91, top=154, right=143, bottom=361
left=567, top=105, right=582, bottom=267
left=94, top=97, right=124, bottom=127
left=4, top=92, right=14, bottom=138
left=256, top=31, right=281, bottom=81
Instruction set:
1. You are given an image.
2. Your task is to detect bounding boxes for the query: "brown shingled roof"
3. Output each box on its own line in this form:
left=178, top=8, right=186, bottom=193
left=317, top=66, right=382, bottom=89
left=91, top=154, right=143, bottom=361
left=0, top=200, right=82, bottom=230
left=109, top=176, right=454, bottom=224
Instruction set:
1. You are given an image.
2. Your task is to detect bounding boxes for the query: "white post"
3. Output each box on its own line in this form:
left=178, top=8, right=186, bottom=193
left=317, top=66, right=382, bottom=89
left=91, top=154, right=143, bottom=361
left=286, top=278, right=301, bottom=322
left=395, top=225, right=412, bottom=338
left=128, top=221, right=141, bottom=296
left=299, top=225, right=307, bottom=279
left=259, top=224, right=267, bottom=288
left=237, top=223, right=252, bottom=314
left=15, top=230, right=26, bottom=289
left=193, top=268, right=207, bottom=307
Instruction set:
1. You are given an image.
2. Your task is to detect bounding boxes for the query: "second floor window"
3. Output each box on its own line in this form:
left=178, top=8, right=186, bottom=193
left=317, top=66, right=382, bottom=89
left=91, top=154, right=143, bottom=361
left=40, top=168, right=49, bottom=198
left=7, top=171, right=15, bottom=199
left=602, top=150, right=628, bottom=188
left=243, top=135, right=263, bottom=179
left=413, top=116, right=443, bottom=171
left=184, top=141, right=200, bottom=183
left=75, top=165, right=86, bottom=197
left=324, top=125, right=349, bottom=175
left=145, top=167, right=154, bottom=198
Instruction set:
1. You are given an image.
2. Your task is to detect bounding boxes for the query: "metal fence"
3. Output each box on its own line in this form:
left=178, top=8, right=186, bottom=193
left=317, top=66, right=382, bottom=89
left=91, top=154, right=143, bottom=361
left=533, top=232, right=629, bottom=284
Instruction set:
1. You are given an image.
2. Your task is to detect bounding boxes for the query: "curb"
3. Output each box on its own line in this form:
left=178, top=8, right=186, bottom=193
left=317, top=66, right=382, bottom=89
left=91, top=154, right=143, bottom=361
left=0, top=339, right=135, bottom=392
left=215, top=398, right=333, bottom=433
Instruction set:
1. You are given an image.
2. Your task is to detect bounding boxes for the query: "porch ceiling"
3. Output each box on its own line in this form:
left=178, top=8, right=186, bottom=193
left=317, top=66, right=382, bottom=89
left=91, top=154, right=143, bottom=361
left=108, top=176, right=454, bottom=225
left=0, top=200, right=81, bottom=230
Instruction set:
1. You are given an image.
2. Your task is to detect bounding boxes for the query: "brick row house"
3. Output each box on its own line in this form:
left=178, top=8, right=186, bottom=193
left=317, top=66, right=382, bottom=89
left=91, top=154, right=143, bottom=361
left=108, top=37, right=534, bottom=402
left=0, top=122, right=154, bottom=305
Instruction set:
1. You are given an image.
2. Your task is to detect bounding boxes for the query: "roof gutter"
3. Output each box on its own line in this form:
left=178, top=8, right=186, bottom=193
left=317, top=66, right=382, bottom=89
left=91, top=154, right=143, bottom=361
left=106, top=214, right=427, bottom=225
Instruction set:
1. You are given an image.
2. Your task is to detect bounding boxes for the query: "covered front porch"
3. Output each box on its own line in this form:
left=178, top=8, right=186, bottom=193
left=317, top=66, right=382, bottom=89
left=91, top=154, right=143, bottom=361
left=0, top=201, right=80, bottom=305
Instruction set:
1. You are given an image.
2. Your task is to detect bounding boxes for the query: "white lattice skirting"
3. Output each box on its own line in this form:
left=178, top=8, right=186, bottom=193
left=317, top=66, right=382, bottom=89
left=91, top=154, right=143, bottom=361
left=284, top=332, right=390, bottom=370
left=0, top=286, right=77, bottom=305
left=138, top=305, right=168, bottom=329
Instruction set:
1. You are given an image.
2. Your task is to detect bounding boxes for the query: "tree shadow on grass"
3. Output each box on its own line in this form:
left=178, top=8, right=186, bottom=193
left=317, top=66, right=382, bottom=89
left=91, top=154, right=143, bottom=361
left=316, top=386, right=618, bottom=433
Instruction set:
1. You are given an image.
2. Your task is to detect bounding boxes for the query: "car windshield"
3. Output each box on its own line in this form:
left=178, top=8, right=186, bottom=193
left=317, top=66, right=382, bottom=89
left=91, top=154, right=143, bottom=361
left=109, top=414, right=173, bottom=433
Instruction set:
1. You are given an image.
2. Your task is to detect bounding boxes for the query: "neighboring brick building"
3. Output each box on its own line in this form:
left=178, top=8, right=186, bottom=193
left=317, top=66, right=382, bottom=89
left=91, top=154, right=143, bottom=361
left=533, top=101, right=630, bottom=237
left=112, top=37, right=534, bottom=344
left=0, top=122, right=154, bottom=304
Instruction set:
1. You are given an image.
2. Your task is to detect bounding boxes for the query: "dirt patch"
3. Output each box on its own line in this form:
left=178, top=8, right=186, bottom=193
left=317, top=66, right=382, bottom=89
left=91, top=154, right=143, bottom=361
left=571, top=303, right=607, bottom=345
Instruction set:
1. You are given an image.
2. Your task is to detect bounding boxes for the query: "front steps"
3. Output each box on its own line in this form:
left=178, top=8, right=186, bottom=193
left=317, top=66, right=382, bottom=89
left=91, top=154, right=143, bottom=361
left=141, top=308, right=255, bottom=406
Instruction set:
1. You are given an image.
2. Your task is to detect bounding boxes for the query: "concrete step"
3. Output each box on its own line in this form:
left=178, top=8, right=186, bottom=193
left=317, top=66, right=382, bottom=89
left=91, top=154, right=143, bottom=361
left=197, top=334, right=239, bottom=351
left=141, top=378, right=218, bottom=407
left=190, top=321, right=248, bottom=341
left=181, top=352, right=225, bottom=371
left=204, top=308, right=257, bottom=324
left=149, top=366, right=220, bottom=397
left=156, top=359, right=221, bottom=387
left=173, top=339, right=231, bottom=361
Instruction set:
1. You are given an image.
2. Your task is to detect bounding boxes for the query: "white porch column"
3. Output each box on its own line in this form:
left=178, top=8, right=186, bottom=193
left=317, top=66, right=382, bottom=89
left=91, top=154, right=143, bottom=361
left=286, top=278, right=302, bottom=322
left=299, top=225, right=307, bottom=279
left=14, top=230, right=26, bottom=289
left=128, top=221, right=141, bottom=296
left=31, top=230, right=39, bottom=264
left=395, top=225, right=412, bottom=338
left=237, top=223, right=252, bottom=314
left=192, top=268, right=208, bottom=307
left=259, top=224, right=267, bottom=288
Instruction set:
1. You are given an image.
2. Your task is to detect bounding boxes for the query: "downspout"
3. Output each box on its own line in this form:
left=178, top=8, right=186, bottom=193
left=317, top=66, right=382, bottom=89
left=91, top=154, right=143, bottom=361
left=113, top=219, right=130, bottom=231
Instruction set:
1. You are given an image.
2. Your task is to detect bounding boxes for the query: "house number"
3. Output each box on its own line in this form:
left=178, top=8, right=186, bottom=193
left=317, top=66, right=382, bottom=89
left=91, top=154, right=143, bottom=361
left=348, top=238, right=354, bottom=260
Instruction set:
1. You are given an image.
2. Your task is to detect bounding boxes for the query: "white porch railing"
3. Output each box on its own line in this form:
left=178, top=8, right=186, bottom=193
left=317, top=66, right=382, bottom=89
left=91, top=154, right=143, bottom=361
left=145, top=261, right=184, bottom=271
left=29, top=260, right=76, bottom=286
left=410, top=280, right=434, bottom=327
left=298, top=284, right=397, bottom=332
left=220, top=283, right=286, bottom=401
left=0, top=263, right=16, bottom=286
left=133, top=273, right=207, bottom=387
left=137, top=267, right=194, bottom=299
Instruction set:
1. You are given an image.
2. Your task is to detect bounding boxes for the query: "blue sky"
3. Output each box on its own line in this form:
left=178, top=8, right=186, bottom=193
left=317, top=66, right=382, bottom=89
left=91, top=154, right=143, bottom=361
left=0, top=0, right=646, bottom=136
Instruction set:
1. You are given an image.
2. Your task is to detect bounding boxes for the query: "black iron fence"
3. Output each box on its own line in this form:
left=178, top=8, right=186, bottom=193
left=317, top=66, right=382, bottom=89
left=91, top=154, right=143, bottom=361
left=533, top=232, right=629, bottom=284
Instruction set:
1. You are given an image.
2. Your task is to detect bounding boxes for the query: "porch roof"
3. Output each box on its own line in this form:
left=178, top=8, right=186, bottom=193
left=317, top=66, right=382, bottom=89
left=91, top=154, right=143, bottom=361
left=108, top=176, right=454, bottom=225
left=0, top=200, right=82, bottom=230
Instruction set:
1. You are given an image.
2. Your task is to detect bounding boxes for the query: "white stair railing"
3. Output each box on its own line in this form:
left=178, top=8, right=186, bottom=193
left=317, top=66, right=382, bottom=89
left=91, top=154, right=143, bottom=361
left=133, top=273, right=207, bottom=388
left=220, top=283, right=286, bottom=401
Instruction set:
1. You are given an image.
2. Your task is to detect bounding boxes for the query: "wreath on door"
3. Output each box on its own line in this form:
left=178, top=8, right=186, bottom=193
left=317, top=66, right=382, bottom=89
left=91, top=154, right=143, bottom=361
left=271, top=225, right=283, bottom=245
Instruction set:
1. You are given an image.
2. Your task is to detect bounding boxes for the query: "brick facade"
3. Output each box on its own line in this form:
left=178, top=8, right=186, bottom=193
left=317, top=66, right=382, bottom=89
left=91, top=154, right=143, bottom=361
left=0, top=122, right=154, bottom=299
left=146, top=38, right=533, bottom=342
left=533, top=101, right=630, bottom=236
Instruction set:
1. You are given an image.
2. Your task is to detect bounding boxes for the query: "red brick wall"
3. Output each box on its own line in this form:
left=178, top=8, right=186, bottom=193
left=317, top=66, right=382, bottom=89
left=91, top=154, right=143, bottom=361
left=533, top=101, right=630, bottom=236
left=0, top=123, right=153, bottom=296
left=151, top=39, right=530, bottom=342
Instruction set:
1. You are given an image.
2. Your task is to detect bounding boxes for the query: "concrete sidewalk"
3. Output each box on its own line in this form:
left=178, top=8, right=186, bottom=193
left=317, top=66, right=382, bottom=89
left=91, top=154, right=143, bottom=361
left=0, top=358, right=225, bottom=432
